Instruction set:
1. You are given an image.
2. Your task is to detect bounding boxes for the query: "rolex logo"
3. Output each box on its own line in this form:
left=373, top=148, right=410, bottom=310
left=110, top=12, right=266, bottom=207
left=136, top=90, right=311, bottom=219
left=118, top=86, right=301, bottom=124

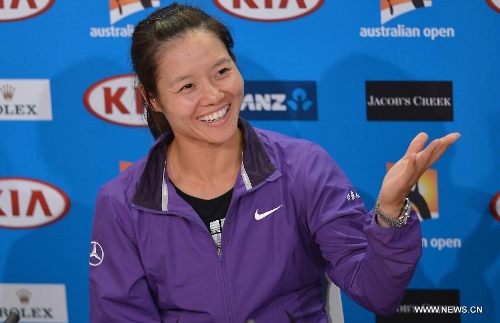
left=16, top=288, right=32, bottom=304
left=0, top=84, right=15, bottom=101
left=0, top=79, right=53, bottom=121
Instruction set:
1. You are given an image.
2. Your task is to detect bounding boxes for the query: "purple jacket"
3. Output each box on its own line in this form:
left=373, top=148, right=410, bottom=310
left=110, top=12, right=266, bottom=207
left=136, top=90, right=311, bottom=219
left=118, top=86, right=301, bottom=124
left=89, top=118, right=422, bottom=322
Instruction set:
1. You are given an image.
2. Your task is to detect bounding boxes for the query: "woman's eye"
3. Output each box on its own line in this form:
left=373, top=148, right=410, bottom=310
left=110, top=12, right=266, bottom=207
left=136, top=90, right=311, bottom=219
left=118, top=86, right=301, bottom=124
left=218, top=68, right=229, bottom=76
left=180, top=83, right=194, bottom=91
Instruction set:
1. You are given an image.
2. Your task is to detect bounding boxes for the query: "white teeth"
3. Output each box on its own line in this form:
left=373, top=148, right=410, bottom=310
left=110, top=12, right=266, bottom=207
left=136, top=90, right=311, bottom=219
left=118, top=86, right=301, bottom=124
left=198, top=106, right=229, bottom=122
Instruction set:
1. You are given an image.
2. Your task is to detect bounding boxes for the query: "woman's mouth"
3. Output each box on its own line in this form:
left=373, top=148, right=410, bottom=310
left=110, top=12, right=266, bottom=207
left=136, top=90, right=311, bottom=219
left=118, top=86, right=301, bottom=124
left=197, top=105, right=229, bottom=123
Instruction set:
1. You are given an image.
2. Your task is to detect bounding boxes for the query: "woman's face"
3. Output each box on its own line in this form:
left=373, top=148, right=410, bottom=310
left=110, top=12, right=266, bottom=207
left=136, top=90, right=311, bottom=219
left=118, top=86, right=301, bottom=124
left=152, top=30, right=244, bottom=148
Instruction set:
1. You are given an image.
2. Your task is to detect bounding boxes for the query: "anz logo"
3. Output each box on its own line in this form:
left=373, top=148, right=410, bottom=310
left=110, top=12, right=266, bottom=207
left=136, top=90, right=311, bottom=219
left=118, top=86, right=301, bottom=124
left=240, top=81, right=317, bottom=120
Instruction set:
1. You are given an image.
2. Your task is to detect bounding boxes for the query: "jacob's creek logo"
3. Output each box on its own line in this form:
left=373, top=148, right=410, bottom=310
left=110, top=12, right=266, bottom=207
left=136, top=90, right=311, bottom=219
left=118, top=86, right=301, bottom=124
left=366, top=81, right=453, bottom=121
left=84, top=74, right=147, bottom=127
left=0, top=0, right=54, bottom=22
left=0, top=79, right=52, bottom=121
left=213, top=0, right=325, bottom=22
left=360, top=0, right=455, bottom=40
left=89, top=0, right=160, bottom=38
left=0, top=284, right=68, bottom=322
left=0, top=177, right=70, bottom=229
left=240, top=81, right=317, bottom=120
left=487, top=0, right=500, bottom=13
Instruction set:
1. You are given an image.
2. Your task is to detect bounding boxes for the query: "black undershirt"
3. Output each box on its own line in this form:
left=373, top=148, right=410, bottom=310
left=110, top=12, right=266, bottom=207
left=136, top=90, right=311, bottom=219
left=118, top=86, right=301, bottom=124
left=171, top=180, right=232, bottom=232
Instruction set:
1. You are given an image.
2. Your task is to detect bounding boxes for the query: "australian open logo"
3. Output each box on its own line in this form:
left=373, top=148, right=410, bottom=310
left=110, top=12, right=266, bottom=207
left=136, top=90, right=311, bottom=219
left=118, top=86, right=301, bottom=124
left=90, top=0, right=160, bottom=38
left=381, top=0, right=431, bottom=24
left=110, top=0, right=160, bottom=24
left=360, top=0, right=455, bottom=40
left=240, top=81, right=317, bottom=120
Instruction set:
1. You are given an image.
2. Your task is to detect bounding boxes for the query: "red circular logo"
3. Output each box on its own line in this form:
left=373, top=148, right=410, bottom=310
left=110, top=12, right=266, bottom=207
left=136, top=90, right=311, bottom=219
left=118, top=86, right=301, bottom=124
left=490, top=192, right=500, bottom=222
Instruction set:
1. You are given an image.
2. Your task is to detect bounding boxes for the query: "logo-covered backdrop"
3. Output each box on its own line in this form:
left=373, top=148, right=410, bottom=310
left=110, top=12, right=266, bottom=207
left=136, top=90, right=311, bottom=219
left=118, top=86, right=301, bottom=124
left=1, top=1, right=499, bottom=322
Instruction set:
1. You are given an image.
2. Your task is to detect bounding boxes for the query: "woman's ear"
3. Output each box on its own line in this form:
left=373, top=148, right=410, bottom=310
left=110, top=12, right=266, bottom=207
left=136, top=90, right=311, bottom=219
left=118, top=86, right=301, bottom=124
left=138, top=84, right=160, bottom=112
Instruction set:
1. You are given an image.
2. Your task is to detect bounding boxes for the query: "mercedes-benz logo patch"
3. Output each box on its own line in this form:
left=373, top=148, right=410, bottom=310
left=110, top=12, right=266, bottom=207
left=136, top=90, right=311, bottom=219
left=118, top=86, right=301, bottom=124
left=89, top=241, right=104, bottom=266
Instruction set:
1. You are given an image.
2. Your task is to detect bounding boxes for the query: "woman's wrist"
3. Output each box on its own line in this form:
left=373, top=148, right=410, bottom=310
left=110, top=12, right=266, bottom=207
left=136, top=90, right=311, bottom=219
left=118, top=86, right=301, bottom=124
left=376, top=199, right=406, bottom=218
left=375, top=198, right=411, bottom=227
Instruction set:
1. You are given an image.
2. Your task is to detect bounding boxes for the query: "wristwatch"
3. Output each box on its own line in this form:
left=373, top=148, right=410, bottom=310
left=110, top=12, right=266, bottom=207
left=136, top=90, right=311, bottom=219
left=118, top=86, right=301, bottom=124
left=375, top=198, right=411, bottom=227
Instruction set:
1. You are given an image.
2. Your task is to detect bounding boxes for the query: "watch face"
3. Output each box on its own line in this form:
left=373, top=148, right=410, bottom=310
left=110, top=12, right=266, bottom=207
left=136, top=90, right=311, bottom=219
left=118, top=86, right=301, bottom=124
left=490, top=192, right=500, bottom=222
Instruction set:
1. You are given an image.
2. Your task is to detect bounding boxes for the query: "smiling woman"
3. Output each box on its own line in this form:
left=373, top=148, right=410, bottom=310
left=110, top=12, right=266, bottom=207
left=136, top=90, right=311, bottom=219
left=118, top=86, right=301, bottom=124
left=88, top=2, right=460, bottom=323
left=147, top=31, right=243, bottom=149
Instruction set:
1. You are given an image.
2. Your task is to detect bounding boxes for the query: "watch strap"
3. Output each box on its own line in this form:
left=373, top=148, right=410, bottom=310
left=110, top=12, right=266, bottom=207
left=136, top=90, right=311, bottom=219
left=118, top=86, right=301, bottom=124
left=375, top=198, right=411, bottom=227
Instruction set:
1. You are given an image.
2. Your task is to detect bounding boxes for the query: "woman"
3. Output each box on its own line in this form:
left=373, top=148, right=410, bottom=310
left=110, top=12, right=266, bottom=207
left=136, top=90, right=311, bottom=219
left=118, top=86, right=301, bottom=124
left=89, top=3, right=460, bottom=322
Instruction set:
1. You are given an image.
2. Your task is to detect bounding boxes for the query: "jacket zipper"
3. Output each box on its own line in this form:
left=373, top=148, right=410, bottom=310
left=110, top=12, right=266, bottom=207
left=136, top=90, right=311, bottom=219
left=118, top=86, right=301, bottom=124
left=178, top=210, right=230, bottom=323
left=133, top=186, right=261, bottom=323
left=217, top=188, right=259, bottom=323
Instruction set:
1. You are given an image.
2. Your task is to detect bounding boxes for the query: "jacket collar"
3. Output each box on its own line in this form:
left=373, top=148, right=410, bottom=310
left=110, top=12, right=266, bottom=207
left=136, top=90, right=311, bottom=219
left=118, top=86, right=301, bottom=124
left=132, top=118, right=276, bottom=211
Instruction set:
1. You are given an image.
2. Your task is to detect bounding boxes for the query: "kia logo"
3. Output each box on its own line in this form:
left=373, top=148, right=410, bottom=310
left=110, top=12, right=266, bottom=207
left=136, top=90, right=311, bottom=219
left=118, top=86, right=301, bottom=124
left=0, top=177, right=70, bottom=229
left=0, top=0, right=55, bottom=22
left=83, top=74, right=147, bottom=127
left=490, top=192, right=500, bottom=222
left=486, top=0, right=500, bottom=13
left=213, top=0, right=325, bottom=22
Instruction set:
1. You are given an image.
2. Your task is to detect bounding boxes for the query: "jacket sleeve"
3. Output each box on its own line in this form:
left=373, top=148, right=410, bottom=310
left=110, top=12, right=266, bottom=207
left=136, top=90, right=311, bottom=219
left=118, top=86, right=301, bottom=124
left=89, top=184, right=161, bottom=323
left=302, top=143, right=422, bottom=316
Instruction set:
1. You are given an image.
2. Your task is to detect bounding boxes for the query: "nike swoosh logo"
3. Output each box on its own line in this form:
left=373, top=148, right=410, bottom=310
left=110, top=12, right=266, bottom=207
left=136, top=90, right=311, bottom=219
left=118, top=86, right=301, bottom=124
left=255, top=205, right=282, bottom=221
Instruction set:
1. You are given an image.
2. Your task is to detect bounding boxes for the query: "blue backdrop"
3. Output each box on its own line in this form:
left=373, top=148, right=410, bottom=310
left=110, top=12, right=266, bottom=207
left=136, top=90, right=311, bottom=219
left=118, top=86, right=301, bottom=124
left=1, top=1, right=499, bottom=322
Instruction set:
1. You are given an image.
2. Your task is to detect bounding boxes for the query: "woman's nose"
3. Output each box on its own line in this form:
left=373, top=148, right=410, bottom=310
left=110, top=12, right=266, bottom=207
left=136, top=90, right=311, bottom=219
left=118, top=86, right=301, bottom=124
left=199, top=80, right=223, bottom=106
